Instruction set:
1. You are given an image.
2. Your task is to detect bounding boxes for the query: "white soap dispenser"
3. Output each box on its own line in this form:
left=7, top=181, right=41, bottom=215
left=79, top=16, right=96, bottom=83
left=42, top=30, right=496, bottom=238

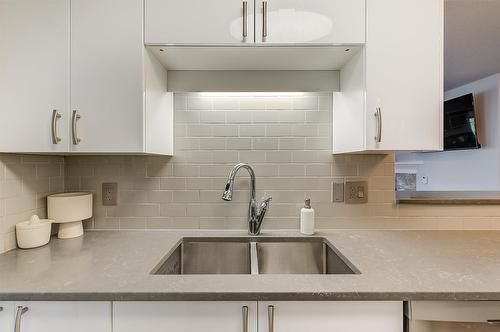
left=300, top=198, right=315, bottom=235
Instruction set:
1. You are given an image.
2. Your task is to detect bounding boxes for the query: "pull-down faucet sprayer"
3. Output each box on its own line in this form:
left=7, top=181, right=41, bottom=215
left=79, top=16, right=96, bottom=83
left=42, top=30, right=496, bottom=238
left=222, top=163, right=271, bottom=235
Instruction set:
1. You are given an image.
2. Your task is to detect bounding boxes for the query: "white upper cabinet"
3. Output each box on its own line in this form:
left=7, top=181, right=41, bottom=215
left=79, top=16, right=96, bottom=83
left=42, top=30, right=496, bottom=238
left=254, top=0, right=365, bottom=44
left=145, top=0, right=255, bottom=44
left=70, top=0, right=145, bottom=153
left=0, top=0, right=69, bottom=153
left=364, top=0, right=443, bottom=151
left=0, top=0, right=173, bottom=155
left=70, top=0, right=173, bottom=154
left=333, top=0, right=443, bottom=153
left=145, top=0, right=364, bottom=45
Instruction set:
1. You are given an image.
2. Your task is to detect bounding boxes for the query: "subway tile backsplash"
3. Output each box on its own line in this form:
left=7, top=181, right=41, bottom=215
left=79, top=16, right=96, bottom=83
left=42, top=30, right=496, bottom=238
left=0, top=154, right=64, bottom=252
left=64, top=93, right=397, bottom=231
left=2, top=93, right=499, bottom=253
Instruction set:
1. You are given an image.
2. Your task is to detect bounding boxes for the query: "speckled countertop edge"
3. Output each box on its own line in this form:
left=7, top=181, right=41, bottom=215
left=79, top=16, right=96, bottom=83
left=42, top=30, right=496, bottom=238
left=2, top=229, right=500, bottom=301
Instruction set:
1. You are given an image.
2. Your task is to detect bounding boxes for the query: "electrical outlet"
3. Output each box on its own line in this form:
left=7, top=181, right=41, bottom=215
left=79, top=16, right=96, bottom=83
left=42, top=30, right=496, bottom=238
left=102, top=182, right=117, bottom=206
left=344, top=180, right=368, bottom=204
left=332, top=181, right=344, bottom=202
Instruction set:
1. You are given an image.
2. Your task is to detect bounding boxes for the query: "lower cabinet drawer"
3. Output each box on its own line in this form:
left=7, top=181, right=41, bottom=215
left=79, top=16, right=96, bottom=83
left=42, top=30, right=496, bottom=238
left=113, top=301, right=258, bottom=332
left=410, top=301, right=500, bottom=323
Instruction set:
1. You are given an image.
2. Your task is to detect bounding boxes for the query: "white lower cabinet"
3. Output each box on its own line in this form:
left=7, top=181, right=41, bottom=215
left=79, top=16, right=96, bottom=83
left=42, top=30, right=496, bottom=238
left=113, top=301, right=258, bottom=332
left=0, top=301, right=112, bottom=332
left=258, top=301, right=402, bottom=332
left=114, top=301, right=402, bottom=332
left=0, top=302, right=15, bottom=331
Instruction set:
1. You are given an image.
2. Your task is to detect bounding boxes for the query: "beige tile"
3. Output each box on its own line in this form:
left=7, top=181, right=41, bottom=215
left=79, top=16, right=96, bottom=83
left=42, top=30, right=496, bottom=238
left=292, top=96, right=318, bottom=110
left=252, top=111, right=280, bottom=123
left=226, top=111, right=252, bottom=123
left=279, top=137, right=305, bottom=150
left=239, top=125, right=266, bottom=137
left=187, top=96, right=212, bottom=110
left=200, top=110, right=226, bottom=123
left=211, top=125, right=239, bottom=137
left=266, top=125, right=292, bottom=137
left=252, top=137, right=279, bottom=150
left=227, top=138, right=252, bottom=150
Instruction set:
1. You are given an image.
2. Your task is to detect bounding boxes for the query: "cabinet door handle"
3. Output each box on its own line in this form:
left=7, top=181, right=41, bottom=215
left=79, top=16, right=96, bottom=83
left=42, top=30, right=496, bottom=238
left=262, top=1, right=268, bottom=38
left=487, top=320, right=500, bottom=325
left=72, top=110, right=81, bottom=145
left=51, top=109, right=62, bottom=144
left=267, top=305, right=274, bottom=332
left=374, top=107, right=382, bottom=143
left=15, top=306, right=28, bottom=332
left=242, top=1, right=248, bottom=38
left=242, top=306, right=249, bottom=332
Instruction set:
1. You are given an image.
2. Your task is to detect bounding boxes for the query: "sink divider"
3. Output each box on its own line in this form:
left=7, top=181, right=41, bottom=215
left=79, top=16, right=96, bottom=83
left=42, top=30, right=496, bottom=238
left=250, top=242, right=259, bottom=275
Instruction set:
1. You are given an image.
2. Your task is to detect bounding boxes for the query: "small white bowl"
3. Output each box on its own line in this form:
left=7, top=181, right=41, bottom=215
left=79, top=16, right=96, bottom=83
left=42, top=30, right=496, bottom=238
left=16, top=218, right=52, bottom=249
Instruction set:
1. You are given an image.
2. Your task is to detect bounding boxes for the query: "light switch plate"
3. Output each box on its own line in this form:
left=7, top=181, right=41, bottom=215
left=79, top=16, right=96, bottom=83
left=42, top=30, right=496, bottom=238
left=102, top=182, right=118, bottom=206
left=344, top=181, right=368, bottom=204
left=332, top=181, right=344, bottom=202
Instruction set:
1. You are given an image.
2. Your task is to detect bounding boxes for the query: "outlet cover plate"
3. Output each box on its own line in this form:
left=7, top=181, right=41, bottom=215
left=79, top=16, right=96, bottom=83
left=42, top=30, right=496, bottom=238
left=333, top=182, right=344, bottom=202
left=102, top=182, right=118, bottom=206
left=345, top=181, right=368, bottom=204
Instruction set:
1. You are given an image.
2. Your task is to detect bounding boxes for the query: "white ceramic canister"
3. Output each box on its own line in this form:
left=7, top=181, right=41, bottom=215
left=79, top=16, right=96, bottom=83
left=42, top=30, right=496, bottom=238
left=15, top=215, right=52, bottom=249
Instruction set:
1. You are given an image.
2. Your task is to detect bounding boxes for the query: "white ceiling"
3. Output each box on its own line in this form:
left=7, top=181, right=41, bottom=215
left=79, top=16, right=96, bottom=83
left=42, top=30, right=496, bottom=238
left=445, top=0, right=500, bottom=90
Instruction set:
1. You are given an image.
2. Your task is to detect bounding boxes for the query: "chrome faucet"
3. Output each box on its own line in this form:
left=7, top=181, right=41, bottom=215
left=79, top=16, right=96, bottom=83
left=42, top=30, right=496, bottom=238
left=222, top=163, right=272, bottom=235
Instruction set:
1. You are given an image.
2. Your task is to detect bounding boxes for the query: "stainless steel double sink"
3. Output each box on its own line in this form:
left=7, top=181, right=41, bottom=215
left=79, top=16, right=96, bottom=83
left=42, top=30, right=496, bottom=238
left=152, top=237, right=360, bottom=275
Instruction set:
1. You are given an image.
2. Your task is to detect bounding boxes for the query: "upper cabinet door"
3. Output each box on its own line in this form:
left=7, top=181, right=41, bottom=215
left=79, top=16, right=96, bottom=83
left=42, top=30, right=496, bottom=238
left=70, top=0, right=144, bottom=153
left=145, top=0, right=255, bottom=44
left=0, top=0, right=69, bottom=153
left=365, top=0, right=443, bottom=151
left=254, top=0, right=365, bottom=44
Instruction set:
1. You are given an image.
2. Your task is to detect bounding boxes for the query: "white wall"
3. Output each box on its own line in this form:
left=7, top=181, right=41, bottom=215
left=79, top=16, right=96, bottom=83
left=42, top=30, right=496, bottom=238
left=396, top=73, right=500, bottom=191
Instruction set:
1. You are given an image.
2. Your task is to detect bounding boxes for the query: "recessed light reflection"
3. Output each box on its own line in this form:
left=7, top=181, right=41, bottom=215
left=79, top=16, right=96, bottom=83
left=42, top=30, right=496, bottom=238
left=198, top=92, right=306, bottom=97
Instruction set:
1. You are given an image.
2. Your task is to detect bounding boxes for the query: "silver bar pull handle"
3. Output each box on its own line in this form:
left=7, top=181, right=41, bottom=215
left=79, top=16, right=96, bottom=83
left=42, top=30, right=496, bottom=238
left=487, top=320, right=500, bottom=325
left=267, top=305, right=274, bottom=332
left=15, top=306, right=28, bottom=332
left=242, top=1, right=248, bottom=38
left=51, top=109, right=62, bottom=144
left=72, top=110, right=81, bottom=145
left=242, top=306, right=249, bottom=332
left=262, top=1, right=268, bottom=38
left=374, top=107, right=382, bottom=143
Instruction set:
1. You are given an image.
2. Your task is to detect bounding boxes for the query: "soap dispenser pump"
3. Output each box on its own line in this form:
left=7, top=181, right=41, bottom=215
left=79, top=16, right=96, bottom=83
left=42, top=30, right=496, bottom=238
left=300, top=198, right=315, bottom=235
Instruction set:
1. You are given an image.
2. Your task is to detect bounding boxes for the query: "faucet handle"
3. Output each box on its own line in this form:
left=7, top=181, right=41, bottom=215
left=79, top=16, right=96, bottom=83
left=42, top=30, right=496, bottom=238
left=259, top=197, right=272, bottom=211
left=262, top=196, right=272, bottom=204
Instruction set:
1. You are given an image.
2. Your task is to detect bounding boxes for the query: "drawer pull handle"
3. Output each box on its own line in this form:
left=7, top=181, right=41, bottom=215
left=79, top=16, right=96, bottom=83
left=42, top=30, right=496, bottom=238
left=268, top=305, right=274, bottom=332
left=15, top=306, right=28, bottom=332
left=374, top=107, right=382, bottom=143
left=262, top=1, right=268, bottom=38
left=487, top=320, right=500, bottom=325
left=51, top=109, right=62, bottom=144
left=242, top=306, right=249, bottom=332
left=243, top=1, right=248, bottom=39
left=72, top=110, right=81, bottom=145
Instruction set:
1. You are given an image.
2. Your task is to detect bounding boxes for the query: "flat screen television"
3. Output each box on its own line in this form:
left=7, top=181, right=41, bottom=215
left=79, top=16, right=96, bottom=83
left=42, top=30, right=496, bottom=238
left=444, top=93, right=481, bottom=151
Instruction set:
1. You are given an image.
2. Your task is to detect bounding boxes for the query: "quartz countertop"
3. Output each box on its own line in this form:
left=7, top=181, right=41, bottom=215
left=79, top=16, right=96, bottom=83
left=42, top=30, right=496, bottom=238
left=1, top=230, right=500, bottom=301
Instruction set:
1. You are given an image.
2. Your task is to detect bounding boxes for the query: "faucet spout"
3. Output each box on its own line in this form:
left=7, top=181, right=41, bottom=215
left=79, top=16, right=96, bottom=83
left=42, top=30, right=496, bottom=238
left=221, top=163, right=271, bottom=235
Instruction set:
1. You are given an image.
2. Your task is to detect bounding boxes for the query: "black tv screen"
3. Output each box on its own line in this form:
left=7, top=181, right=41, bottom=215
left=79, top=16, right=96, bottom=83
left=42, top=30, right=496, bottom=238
left=444, top=93, right=481, bottom=151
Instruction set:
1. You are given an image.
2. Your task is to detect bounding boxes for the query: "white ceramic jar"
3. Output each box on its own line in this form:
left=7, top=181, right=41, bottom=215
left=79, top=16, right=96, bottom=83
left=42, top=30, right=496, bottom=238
left=16, top=215, right=52, bottom=249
